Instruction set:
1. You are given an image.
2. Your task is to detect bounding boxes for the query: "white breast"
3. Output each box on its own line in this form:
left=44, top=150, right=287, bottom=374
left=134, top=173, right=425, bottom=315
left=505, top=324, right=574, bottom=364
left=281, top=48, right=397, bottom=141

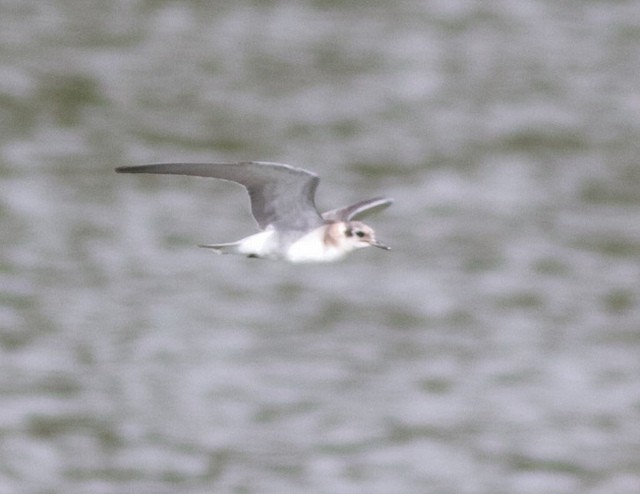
left=285, top=226, right=348, bottom=263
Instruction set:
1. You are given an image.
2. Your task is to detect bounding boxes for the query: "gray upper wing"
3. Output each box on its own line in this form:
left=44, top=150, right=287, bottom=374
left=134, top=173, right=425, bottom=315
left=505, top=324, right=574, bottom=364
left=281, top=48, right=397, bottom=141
left=321, top=197, right=393, bottom=222
left=116, top=162, right=323, bottom=231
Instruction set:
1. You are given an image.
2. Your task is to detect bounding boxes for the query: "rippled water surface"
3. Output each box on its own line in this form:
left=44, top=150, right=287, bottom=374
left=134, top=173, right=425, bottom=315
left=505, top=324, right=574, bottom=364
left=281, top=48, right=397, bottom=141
left=2, top=1, right=640, bottom=493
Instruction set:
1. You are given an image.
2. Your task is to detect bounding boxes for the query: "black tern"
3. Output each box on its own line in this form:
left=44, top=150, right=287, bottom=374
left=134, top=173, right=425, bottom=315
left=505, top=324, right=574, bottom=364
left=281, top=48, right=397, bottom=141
left=116, top=161, right=393, bottom=263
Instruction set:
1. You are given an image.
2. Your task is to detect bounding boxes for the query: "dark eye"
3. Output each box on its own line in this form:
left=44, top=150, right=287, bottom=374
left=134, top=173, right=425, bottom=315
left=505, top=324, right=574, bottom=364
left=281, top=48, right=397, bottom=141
left=355, top=230, right=365, bottom=238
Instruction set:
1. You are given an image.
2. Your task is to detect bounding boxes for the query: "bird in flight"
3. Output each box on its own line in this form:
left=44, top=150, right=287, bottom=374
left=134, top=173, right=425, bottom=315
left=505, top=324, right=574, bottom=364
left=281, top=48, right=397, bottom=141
left=116, top=161, right=393, bottom=263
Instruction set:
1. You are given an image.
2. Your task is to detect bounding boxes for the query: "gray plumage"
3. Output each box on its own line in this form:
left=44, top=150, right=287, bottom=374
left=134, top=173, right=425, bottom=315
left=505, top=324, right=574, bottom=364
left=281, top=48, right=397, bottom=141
left=116, top=161, right=392, bottom=230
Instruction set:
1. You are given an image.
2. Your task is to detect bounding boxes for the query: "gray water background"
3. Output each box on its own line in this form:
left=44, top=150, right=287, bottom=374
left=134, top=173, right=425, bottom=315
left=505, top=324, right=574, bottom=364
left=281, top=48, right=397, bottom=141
left=2, top=1, right=640, bottom=493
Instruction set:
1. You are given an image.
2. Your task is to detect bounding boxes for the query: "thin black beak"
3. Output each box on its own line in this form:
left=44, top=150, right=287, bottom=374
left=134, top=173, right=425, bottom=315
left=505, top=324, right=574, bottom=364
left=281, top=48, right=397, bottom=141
left=371, top=240, right=391, bottom=250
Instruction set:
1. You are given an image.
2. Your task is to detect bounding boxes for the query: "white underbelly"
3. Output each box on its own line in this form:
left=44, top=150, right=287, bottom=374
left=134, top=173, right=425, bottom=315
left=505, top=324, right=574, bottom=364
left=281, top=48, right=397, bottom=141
left=285, top=228, right=346, bottom=263
left=237, top=230, right=278, bottom=257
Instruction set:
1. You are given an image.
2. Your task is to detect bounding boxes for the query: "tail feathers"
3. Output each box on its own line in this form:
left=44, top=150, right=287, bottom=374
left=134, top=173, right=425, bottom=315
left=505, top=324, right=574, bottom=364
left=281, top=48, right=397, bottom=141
left=198, top=242, right=242, bottom=255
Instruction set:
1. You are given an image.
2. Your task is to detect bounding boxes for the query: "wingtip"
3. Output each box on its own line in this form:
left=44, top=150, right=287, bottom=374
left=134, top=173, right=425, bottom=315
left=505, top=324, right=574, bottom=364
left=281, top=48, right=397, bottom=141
left=367, top=197, right=394, bottom=208
left=115, top=164, right=167, bottom=174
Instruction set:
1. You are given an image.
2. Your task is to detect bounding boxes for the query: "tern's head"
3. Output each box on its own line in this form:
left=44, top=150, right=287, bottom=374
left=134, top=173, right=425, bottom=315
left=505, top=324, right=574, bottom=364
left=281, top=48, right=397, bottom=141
left=337, top=221, right=390, bottom=251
